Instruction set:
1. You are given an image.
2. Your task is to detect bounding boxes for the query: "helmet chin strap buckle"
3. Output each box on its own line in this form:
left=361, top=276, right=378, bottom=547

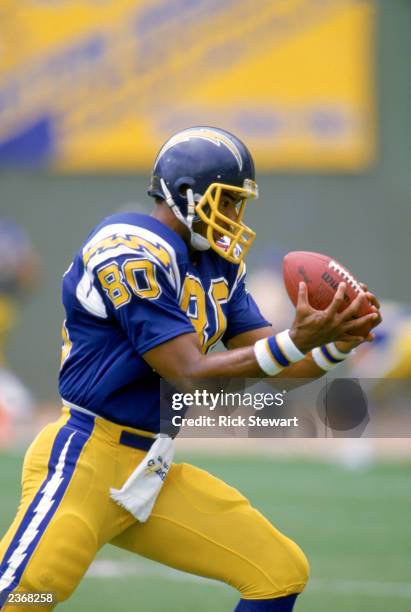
left=190, top=231, right=210, bottom=251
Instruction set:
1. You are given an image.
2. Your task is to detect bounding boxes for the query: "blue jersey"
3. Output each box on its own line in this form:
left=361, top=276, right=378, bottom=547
left=59, top=213, right=269, bottom=431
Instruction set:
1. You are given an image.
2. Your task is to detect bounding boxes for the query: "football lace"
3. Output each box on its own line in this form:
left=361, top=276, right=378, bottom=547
left=328, top=260, right=363, bottom=293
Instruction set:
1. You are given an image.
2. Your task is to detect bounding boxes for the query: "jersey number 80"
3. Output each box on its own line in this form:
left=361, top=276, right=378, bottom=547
left=97, top=258, right=161, bottom=307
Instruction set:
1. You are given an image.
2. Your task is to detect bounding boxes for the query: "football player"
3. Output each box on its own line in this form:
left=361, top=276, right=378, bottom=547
left=0, top=127, right=381, bottom=611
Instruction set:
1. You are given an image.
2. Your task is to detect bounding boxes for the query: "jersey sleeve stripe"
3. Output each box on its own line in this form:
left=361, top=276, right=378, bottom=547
left=228, top=261, right=247, bottom=301
left=82, top=224, right=181, bottom=294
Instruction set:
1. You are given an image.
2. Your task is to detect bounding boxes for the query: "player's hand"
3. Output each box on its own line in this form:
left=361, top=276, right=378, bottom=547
left=289, top=282, right=381, bottom=354
left=334, top=282, right=382, bottom=352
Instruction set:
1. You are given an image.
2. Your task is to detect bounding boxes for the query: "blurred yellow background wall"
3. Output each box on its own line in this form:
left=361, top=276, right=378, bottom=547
left=1, top=0, right=375, bottom=170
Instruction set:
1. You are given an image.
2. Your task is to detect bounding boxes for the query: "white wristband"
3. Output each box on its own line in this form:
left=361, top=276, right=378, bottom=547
left=275, top=329, right=305, bottom=362
left=312, top=342, right=354, bottom=372
left=326, top=342, right=354, bottom=360
left=254, top=329, right=305, bottom=376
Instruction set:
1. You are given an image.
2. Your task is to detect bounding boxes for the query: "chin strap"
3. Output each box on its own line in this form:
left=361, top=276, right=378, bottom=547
left=186, top=188, right=210, bottom=251
left=186, top=187, right=196, bottom=228
left=160, top=178, right=187, bottom=226
left=190, top=231, right=210, bottom=251
left=160, top=179, right=210, bottom=252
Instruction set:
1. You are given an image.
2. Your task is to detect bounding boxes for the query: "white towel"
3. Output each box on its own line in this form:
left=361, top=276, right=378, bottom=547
left=110, top=435, right=175, bottom=522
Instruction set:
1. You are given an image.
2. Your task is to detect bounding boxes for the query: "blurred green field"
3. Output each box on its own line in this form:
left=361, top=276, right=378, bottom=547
left=1, top=451, right=410, bottom=612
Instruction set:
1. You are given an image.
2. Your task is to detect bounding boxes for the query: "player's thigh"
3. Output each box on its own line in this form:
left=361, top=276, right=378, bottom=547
left=0, top=418, right=108, bottom=609
left=111, top=462, right=309, bottom=599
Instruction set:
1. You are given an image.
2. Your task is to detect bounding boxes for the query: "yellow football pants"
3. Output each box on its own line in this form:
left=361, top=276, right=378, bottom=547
left=0, top=407, right=309, bottom=610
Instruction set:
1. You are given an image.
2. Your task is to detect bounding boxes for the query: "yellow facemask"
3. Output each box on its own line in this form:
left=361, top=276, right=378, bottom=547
left=194, top=179, right=258, bottom=265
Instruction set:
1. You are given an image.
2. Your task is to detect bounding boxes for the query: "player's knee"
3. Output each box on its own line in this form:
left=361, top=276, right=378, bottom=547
left=241, top=535, right=310, bottom=599
left=267, top=536, right=310, bottom=596
left=285, top=539, right=310, bottom=591
left=20, top=513, right=97, bottom=604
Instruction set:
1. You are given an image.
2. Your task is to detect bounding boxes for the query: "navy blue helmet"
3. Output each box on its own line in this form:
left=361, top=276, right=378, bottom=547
left=148, top=126, right=258, bottom=264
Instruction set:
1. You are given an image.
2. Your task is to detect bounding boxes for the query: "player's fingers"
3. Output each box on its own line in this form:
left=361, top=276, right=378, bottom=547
left=326, top=282, right=346, bottom=316
left=371, top=310, right=383, bottom=326
left=296, top=282, right=309, bottom=309
left=342, top=312, right=379, bottom=333
left=365, top=291, right=381, bottom=309
left=339, top=291, right=367, bottom=321
left=366, top=306, right=382, bottom=326
left=338, top=333, right=365, bottom=344
left=359, top=282, right=369, bottom=292
left=362, top=304, right=382, bottom=328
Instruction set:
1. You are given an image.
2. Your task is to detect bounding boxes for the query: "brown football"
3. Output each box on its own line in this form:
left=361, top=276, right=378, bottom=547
left=283, top=251, right=373, bottom=337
